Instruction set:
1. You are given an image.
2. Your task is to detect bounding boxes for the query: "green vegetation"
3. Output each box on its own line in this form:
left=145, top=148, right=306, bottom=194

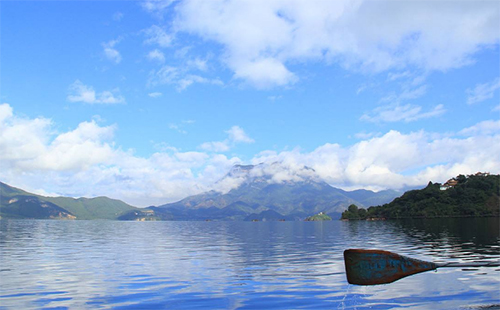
left=0, top=182, right=138, bottom=220
left=0, top=196, right=76, bottom=220
left=42, top=196, right=137, bottom=220
left=341, top=204, right=368, bottom=220
left=341, top=174, right=500, bottom=220
left=305, top=212, right=332, bottom=221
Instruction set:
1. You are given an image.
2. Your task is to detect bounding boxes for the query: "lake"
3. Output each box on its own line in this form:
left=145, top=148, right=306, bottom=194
left=0, top=218, right=499, bottom=309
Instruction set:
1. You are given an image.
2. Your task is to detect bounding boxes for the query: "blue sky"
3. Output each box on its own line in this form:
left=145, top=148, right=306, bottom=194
left=1, top=0, right=499, bottom=207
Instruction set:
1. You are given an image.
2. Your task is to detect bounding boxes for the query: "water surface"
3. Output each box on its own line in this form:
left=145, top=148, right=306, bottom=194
left=0, top=218, right=499, bottom=309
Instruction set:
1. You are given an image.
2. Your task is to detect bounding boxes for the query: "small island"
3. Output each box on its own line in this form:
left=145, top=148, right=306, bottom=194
left=305, top=212, right=332, bottom=221
left=341, top=173, right=499, bottom=220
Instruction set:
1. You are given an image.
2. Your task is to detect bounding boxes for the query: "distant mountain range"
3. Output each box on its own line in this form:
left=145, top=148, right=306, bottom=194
left=146, top=163, right=403, bottom=221
left=0, top=163, right=403, bottom=221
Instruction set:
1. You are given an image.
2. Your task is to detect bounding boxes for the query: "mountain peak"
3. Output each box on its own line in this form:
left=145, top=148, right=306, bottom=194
left=226, top=164, right=257, bottom=178
left=156, top=162, right=403, bottom=220
left=213, top=162, right=321, bottom=194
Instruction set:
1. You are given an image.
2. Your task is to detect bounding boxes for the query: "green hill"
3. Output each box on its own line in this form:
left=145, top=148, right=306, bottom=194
left=0, top=195, right=76, bottom=219
left=42, top=196, right=138, bottom=220
left=305, top=212, right=332, bottom=221
left=0, top=182, right=138, bottom=220
left=341, top=173, right=500, bottom=220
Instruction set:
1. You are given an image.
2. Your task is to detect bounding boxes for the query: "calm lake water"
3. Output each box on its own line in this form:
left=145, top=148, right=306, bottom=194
left=0, top=218, right=499, bottom=309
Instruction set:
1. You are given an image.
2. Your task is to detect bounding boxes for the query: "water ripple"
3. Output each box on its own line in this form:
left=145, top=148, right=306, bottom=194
left=0, top=218, right=498, bottom=309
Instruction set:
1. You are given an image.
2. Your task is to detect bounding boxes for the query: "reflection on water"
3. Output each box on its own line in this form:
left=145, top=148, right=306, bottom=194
left=0, top=218, right=498, bottom=309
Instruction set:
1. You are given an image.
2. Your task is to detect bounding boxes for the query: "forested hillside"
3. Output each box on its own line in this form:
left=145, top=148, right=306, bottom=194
left=341, top=174, right=499, bottom=220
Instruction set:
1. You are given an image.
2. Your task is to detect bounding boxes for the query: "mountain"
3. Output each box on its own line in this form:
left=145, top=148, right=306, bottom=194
left=0, top=163, right=404, bottom=221
left=0, top=195, right=76, bottom=220
left=0, top=182, right=137, bottom=220
left=154, top=163, right=402, bottom=221
left=341, top=188, right=403, bottom=208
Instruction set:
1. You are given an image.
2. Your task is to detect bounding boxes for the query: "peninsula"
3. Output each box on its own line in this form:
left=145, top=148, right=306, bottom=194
left=341, top=173, right=499, bottom=220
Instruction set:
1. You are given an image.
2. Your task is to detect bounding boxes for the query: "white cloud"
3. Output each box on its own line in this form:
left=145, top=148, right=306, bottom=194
left=102, top=39, right=122, bottom=64
left=0, top=103, right=53, bottom=163
left=354, top=131, right=381, bottom=140
left=234, top=58, right=297, bottom=89
left=169, top=123, right=187, bottom=134
left=466, top=77, right=500, bottom=105
left=113, top=12, right=124, bottom=21
left=97, top=90, right=126, bottom=104
left=143, top=27, right=221, bottom=91
left=149, top=65, right=223, bottom=91
left=67, top=80, right=96, bottom=103
left=174, top=151, right=208, bottom=163
left=148, top=92, right=163, bottom=98
left=0, top=104, right=116, bottom=171
left=104, top=47, right=121, bottom=64
left=199, top=141, right=231, bottom=152
left=387, top=71, right=411, bottom=82
left=147, top=49, right=166, bottom=63
left=1, top=103, right=499, bottom=207
left=67, top=80, right=125, bottom=104
left=356, top=83, right=372, bottom=95
left=460, top=119, right=500, bottom=136
left=153, top=143, right=178, bottom=153
left=144, top=25, right=172, bottom=47
left=250, top=129, right=500, bottom=191
left=177, top=74, right=224, bottom=91
left=168, top=120, right=195, bottom=134
left=267, top=95, right=282, bottom=102
left=225, top=126, right=254, bottom=144
left=0, top=103, right=14, bottom=122
left=186, top=58, right=208, bottom=71
left=141, top=0, right=177, bottom=14
left=362, top=78, right=438, bottom=123
left=258, top=162, right=319, bottom=185
left=166, top=0, right=500, bottom=88
left=30, top=121, right=117, bottom=171
left=211, top=161, right=322, bottom=193
left=380, top=85, right=428, bottom=104
left=149, top=65, right=178, bottom=85
left=361, top=103, right=445, bottom=123
left=199, top=126, right=254, bottom=152
left=0, top=103, right=239, bottom=206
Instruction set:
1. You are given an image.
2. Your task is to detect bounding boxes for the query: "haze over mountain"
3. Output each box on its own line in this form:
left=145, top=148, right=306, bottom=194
left=148, top=163, right=402, bottom=221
